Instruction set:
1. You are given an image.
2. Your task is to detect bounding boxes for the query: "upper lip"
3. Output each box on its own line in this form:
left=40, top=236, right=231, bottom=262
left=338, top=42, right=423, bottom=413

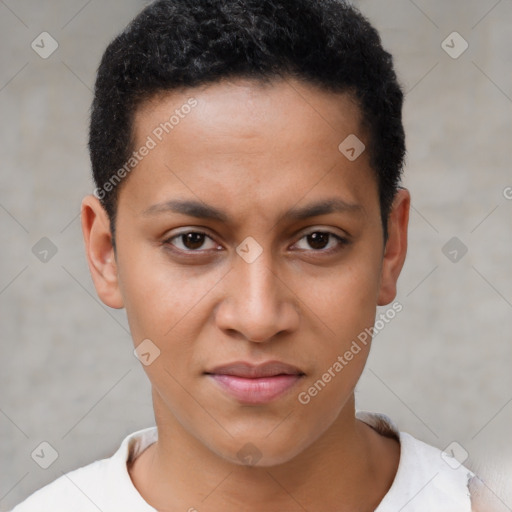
left=205, top=361, right=305, bottom=378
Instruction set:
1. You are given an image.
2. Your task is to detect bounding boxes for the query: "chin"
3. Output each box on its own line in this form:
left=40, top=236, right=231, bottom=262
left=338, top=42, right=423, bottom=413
left=209, top=430, right=311, bottom=468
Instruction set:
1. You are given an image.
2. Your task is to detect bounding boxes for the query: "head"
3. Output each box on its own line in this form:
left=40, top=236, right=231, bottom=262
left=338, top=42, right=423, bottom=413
left=89, top=0, right=406, bottom=246
left=82, top=0, right=410, bottom=466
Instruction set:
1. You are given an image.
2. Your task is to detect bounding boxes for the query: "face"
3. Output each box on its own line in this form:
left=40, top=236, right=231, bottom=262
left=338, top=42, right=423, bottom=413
left=82, top=77, right=409, bottom=466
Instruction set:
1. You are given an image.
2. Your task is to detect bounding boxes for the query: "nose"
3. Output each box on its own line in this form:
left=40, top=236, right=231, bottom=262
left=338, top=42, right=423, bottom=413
left=215, top=247, right=300, bottom=343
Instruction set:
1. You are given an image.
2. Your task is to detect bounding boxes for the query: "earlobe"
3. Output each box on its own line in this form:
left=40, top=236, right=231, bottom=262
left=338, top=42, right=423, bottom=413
left=81, top=195, right=124, bottom=309
left=377, top=188, right=410, bottom=306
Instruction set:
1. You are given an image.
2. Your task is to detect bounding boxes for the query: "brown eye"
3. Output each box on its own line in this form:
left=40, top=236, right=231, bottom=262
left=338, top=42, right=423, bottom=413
left=294, top=231, right=349, bottom=253
left=164, top=231, right=219, bottom=252
left=307, top=232, right=330, bottom=250
left=181, top=232, right=207, bottom=250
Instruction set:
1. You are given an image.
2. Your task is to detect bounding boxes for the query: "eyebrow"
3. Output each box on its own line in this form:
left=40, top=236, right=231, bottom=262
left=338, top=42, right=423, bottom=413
left=142, top=197, right=364, bottom=223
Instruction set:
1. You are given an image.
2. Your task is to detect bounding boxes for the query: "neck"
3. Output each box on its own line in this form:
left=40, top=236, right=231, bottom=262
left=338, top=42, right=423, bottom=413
left=128, top=391, right=399, bottom=511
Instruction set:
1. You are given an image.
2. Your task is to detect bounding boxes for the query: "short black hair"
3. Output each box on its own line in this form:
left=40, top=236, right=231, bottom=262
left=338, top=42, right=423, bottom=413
left=89, top=0, right=405, bottom=246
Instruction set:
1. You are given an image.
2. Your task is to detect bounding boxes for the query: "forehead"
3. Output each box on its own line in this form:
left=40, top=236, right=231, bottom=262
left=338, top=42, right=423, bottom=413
left=121, top=77, right=377, bottom=224
left=135, top=77, right=365, bottom=150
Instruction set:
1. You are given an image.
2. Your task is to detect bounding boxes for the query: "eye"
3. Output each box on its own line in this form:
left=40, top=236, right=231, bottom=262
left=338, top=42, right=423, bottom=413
left=163, top=229, right=349, bottom=256
left=293, top=230, right=349, bottom=253
left=164, top=231, right=220, bottom=252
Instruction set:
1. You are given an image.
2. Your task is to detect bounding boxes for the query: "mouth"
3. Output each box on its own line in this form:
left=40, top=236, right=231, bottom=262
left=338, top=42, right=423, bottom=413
left=204, top=361, right=305, bottom=405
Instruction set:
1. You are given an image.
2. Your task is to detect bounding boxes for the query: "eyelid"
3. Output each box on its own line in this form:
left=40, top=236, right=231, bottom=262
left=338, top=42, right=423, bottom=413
left=163, top=229, right=219, bottom=251
left=291, top=228, right=349, bottom=253
left=298, top=226, right=350, bottom=239
left=163, top=226, right=350, bottom=255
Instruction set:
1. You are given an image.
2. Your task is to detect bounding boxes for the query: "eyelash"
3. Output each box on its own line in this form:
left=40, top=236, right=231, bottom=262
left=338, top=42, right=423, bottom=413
left=162, top=229, right=349, bottom=256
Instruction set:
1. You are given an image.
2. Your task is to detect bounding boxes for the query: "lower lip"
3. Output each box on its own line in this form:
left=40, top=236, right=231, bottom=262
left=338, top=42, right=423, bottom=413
left=208, top=374, right=303, bottom=404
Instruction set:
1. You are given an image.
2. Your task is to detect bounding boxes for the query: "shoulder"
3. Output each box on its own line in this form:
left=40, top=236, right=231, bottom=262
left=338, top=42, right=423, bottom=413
left=10, top=459, right=112, bottom=512
left=357, top=411, right=474, bottom=512
left=10, top=427, right=158, bottom=512
left=382, top=431, right=474, bottom=511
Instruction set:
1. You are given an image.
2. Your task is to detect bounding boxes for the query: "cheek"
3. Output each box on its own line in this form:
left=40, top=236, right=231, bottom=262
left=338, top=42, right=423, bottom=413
left=300, top=278, right=374, bottom=398
left=117, top=242, right=221, bottom=342
left=305, top=258, right=380, bottom=340
left=296, top=253, right=380, bottom=395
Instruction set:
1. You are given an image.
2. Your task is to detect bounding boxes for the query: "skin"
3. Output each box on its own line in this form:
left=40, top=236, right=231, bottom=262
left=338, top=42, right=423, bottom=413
left=81, top=77, right=410, bottom=511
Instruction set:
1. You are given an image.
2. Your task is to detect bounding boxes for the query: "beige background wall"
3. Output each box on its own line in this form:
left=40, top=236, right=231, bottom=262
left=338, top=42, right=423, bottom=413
left=0, top=0, right=511, bottom=509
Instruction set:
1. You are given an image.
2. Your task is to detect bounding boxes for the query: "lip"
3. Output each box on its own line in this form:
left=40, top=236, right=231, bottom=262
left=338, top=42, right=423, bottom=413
left=205, top=361, right=305, bottom=405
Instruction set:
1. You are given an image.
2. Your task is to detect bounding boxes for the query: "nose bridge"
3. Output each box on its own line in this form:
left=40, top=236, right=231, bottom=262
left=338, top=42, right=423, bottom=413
left=219, top=237, right=297, bottom=342
left=237, top=241, right=280, bottom=315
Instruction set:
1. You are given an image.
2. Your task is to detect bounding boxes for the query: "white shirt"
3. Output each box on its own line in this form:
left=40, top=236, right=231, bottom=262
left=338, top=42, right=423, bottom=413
left=10, top=411, right=475, bottom=511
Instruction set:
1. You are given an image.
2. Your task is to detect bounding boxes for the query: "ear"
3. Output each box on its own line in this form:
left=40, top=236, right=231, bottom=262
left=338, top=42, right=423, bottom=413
left=377, top=187, right=410, bottom=306
left=80, top=194, right=124, bottom=309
